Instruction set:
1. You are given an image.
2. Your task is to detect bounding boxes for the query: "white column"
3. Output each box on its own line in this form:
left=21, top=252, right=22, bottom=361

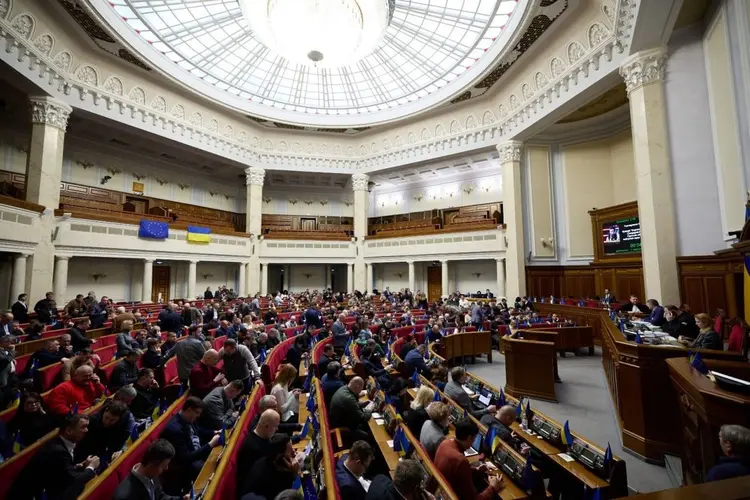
left=497, top=141, right=526, bottom=300
left=324, top=264, right=331, bottom=290
left=408, top=261, right=416, bottom=292
left=284, top=264, right=292, bottom=292
left=620, top=48, right=680, bottom=305
left=441, top=260, right=449, bottom=298
left=352, top=173, right=369, bottom=292
left=10, top=254, right=28, bottom=307
left=53, top=256, right=69, bottom=304
left=187, top=260, right=197, bottom=299
left=238, top=263, right=247, bottom=297
left=496, top=258, right=506, bottom=299
left=142, top=259, right=154, bottom=303
left=245, top=167, right=265, bottom=296
left=25, top=97, right=72, bottom=301
left=366, top=263, right=374, bottom=293
left=260, top=263, right=269, bottom=296
left=245, top=262, right=254, bottom=297
left=347, top=263, right=354, bottom=294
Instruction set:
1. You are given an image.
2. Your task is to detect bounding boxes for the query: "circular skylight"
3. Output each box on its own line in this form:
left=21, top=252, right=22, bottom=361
left=99, top=0, right=526, bottom=127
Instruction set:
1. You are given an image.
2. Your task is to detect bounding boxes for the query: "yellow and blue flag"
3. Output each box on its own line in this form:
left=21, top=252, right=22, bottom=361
left=299, top=417, right=310, bottom=439
left=139, top=220, right=169, bottom=239
left=11, top=431, right=23, bottom=455
left=9, top=390, right=20, bottom=409
left=126, top=425, right=140, bottom=447
left=562, top=420, right=574, bottom=447
left=186, top=226, right=211, bottom=244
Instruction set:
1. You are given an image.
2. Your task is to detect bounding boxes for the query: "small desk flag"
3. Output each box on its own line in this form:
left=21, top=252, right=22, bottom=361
left=562, top=420, right=574, bottom=447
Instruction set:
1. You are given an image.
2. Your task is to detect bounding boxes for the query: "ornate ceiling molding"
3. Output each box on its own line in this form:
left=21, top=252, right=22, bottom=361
left=0, top=0, right=639, bottom=175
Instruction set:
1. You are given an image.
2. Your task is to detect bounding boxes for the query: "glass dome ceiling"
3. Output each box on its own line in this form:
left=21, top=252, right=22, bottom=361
left=98, top=0, right=526, bottom=127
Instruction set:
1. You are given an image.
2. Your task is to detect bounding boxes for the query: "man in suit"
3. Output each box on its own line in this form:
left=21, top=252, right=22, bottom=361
left=706, top=424, right=750, bottom=482
left=109, top=349, right=142, bottom=391
left=618, top=295, right=649, bottom=315
left=159, top=304, right=183, bottom=334
left=332, top=313, right=348, bottom=349
left=404, top=344, right=429, bottom=377
left=236, top=409, right=281, bottom=497
left=330, top=377, right=374, bottom=442
left=200, top=380, right=242, bottom=430
left=444, top=366, right=495, bottom=419
left=8, top=414, right=100, bottom=500
left=601, top=289, right=616, bottom=304
left=366, top=459, right=427, bottom=500
left=23, top=339, right=65, bottom=378
left=11, top=293, right=28, bottom=324
left=114, top=439, right=182, bottom=500
left=0, top=313, right=13, bottom=339
left=645, top=299, right=666, bottom=327
left=318, top=343, right=336, bottom=376
left=70, top=318, right=95, bottom=353
left=335, top=440, right=375, bottom=500
left=160, top=396, right=222, bottom=495
left=34, top=291, right=57, bottom=325
left=303, top=305, right=323, bottom=329
left=163, top=325, right=206, bottom=387
left=89, top=296, right=110, bottom=329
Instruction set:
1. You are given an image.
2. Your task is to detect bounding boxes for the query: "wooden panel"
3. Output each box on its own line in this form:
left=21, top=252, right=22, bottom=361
left=704, top=277, right=728, bottom=316
left=680, top=276, right=706, bottom=311
left=152, top=266, right=170, bottom=303
left=427, top=266, right=442, bottom=303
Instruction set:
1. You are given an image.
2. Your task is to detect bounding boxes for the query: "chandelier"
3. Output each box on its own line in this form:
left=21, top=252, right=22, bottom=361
left=241, top=0, right=393, bottom=68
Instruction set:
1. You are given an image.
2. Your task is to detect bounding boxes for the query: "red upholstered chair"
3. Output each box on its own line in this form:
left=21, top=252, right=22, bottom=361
left=0, top=430, right=58, bottom=499
left=214, top=336, right=227, bottom=350
left=95, top=344, right=117, bottom=364
left=98, top=334, right=117, bottom=347
left=14, top=354, right=31, bottom=376
left=38, top=362, right=63, bottom=392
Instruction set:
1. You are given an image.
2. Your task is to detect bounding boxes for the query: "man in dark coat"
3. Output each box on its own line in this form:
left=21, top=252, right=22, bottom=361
left=113, top=439, right=182, bottom=500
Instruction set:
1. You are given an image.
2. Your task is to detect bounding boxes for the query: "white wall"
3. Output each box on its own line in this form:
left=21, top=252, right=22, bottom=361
left=376, top=263, right=409, bottom=292
left=453, top=260, right=497, bottom=295
left=288, top=265, right=326, bottom=292
left=67, top=258, right=139, bottom=302
left=665, top=24, right=726, bottom=255
left=369, top=172, right=502, bottom=217
left=0, top=256, right=13, bottom=310
left=195, top=262, right=239, bottom=296
left=262, top=188, right=353, bottom=217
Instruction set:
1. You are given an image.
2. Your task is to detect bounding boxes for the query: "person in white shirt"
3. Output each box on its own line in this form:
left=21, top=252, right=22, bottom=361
left=335, top=440, right=374, bottom=499
left=270, top=363, right=300, bottom=423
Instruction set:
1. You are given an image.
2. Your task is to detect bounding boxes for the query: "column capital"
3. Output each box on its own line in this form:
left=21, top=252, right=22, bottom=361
left=16, top=252, right=32, bottom=258
left=29, top=96, right=72, bottom=131
left=619, top=47, right=667, bottom=95
left=144, top=258, right=154, bottom=264
left=495, top=257, right=506, bottom=263
left=244, top=167, right=266, bottom=186
left=496, top=141, right=524, bottom=164
left=189, top=260, right=199, bottom=264
left=351, top=173, right=370, bottom=191
left=55, top=256, right=70, bottom=262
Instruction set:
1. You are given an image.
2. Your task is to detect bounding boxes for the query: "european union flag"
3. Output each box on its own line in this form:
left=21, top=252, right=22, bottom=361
left=126, top=425, right=140, bottom=447
left=562, top=420, right=574, bottom=447
left=258, top=348, right=267, bottom=364
left=303, top=371, right=311, bottom=392
left=218, top=424, right=227, bottom=445
left=302, top=474, right=318, bottom=500
left=634, top=332, right=643, bottom=344
left=344, top=338, right=352, bottom=357
left=619, top=319, right=625, bottom=333
left=604, top=442, right=613, bottom=469
left=238, top=397, right=247, bottom=413
left=291, top=476, right=302, bottom=492
left=177, top=383, right=184, bottom=397
left=28, top=358, right=39, bottom=377
left=71, top=401, right=79, bottom=415
left=515, top=401, right=522, bottom=419
left=525, top=399, right=531, bottom=417
left=138, top=220, right=169, bottom=239
left=690, top=352, right=709, bottom=375
left=433, top=390, right=442, bottom=402
left=498, top=390, right=506, bottom=407
left=411, top=370, right=420, bottom=387
left=522, top=455, right=535, bottom=490
left=306, top=391, right=315, bottom=412
left=312, top=414, right=319, bottom=431
left=393, top=427, right=403, bottom=454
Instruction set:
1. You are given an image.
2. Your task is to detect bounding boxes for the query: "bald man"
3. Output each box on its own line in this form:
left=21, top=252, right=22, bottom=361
left=250, top=395, right=302, bottom=435
left=237, top=409, right=281, bottom=497
left=189, top=349, right=224, bottom=398
left=46, top=365, right=106, bottom=416
left=113, top=307, right=136, bottom=332
left=480, top=405, right=526, bottom=453
left=330, top=377, right=373, bottom=442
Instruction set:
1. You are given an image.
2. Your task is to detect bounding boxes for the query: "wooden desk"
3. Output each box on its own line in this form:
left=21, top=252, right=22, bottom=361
left=368, top=415, right=401, bottom=472
left=667, top=357, right=750, bottom=485
left=441, top=330, right=493, bottom=363
left=536, top=303, right=744, bottom=463
left=520, top=326, right=595, bottom=356
left=615, top=475, right=750, bottom=499
left=501, top=337, right=557, bottom=402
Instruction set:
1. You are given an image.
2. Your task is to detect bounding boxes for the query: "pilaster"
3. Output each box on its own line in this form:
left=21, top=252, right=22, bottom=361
left=53, top=256, right=69, bottom=304
left=187, top=260, right=198, bottom=299
left=620, top=47, right=680, bottom=304
left=142, top=259, right=154, bottom=303
left=497, top=140, right=526, bottom=300
left=352, top=173, right=369, bottom=292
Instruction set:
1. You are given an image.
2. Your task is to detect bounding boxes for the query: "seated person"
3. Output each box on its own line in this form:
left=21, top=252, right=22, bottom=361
left=480, top=405, right=527, bottom=453
left=662, top=305, right=699, bottom=339
left=284, top=336, right=307, bottom=373
left=142, top=338, right=162, bottom=369
left=237, top=409, right=282, bottom=496
left=426, top=325, right=444, bottom=344
left=618, top=295, right=649, bottom=316
left=335, top=440, right=375, bottom=500
left=727, top=318, right=748, bottom=353
left=706, top=424, right=750, bottom=482
left=46, top=365, right=106, bottom=416
left=366, top=459, right=428, bottom=500
left=244, top=434, right=301, bottom=500
left=130, top=368, right=161, bottom=420
left=318, top=343, right=336, bottom=376
left=678, top=313, right=722, bottom=350
left=116, top=320, right=141, bottom=358
left=113, top=439, right=178, bottom=500
left=200, top=380, right=243, bottom=430
left=420, top=401, right=451, bottom=458
left=404, top=385, right=434, bottom=436
left=404, top=344, right=429, bottom=378
left=24, top=320, right=45, bottom=341
left=8, top=414, right=100, bottom=500
left=161, top=331, right=178, bottom=354
left=399, top=335, right=417, bottom=359
left=69, top=318, right=95, bottom=353
left=24, top=339, right=65, bottom=377
left=160, top=396, right=222, bottom=495
left=434, top=418, right=504, bottom=500
left=189, top=349, right=224, bottom=399
left=321, top=361, right=345, bottom=409
left=248, top=395, right=302, bottom=436
left=330, top=377, right=374, bottom=442
left=109, top=349, right=142, bottom=391
left=645, top=299, right=665, bottom=327
left=359, top=346, right=392, bottom=387
left=271, top=364, right=301, bottom=423
left=7, top=392, right=55, bottom=449
left=366, top=337, right=385, bottom=358
left=444, top=366, right=495, bottom=418
left=75, top=400, right=130, bottom=465
left=61, top=349, right=99, bottom=382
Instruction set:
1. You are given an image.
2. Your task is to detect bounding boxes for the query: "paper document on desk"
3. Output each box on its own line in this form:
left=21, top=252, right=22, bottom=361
left=387, top=440, right=394, bottom=448
left=477, top=394, right=491, bottom=406
left=374, top=419, right=385, bottom=426
left=372, top=412, right=382, bottom=419
left=462, top=385, right=474, bottom=395
left=557, top=453, right=575, bottom=462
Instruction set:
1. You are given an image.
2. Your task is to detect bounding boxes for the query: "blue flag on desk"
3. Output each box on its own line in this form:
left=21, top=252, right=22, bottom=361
left=306, top=390, right=316, bottom=412
left=497, top=389, right=506, bottom=407
left=562, top=420, right=574, bottom=447
left=634, top=332, right=643, bottom=344
left=299, top=417, right=310, bottom=439
left=522, top=455, right=535, bottom=490
left=604, top=443, right=613, bottom=469
left=433, top=390, right=442, bottom=402
left=689, top=352, right=709, bottom=375
left=515, top=401, right=522, bottom=419
left=302, top=473, right=318, bottom=500
left=218, top=423, right=227, bottom=446
left=139, top=220, right=169, bottom=239
left=303, top=371, right=311, bottom=392
left=411, top=369, right=420, bottom=387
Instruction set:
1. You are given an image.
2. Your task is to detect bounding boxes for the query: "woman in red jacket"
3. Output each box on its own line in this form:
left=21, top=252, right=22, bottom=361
left=727, top=317, right=747, bottom=353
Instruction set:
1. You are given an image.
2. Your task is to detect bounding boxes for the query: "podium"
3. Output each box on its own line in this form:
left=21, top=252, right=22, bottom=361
left=501, top=337, right=557, bottom=402
left=667, top=357, right=750, bottom=485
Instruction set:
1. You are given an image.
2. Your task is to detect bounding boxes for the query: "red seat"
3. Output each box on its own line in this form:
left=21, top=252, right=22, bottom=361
left=214, top=336, right=227, bottom=350
left=14, top=354, right=31, bottom=376
left=95, top=345, right=117, bottom=364
left=38, top=362, right=63, bottom=392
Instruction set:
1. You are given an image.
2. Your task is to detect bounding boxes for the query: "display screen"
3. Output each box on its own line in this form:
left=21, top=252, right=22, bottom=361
left=602, top=217, right=641, bottom=255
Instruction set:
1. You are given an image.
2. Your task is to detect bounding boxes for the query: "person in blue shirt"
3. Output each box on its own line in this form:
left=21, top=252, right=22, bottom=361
left=645, top=299, right=665, bottom=327
left=426, top=324, right=444, bottom=344
left=404, top=344, right=429, bottom=377
left=706, top=424, right=750, bottom=482
left=214, top=320, right=236, bottom=339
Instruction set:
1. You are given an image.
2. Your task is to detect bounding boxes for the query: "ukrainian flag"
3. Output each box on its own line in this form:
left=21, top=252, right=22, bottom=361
left=187, top=225, right=211, bottom=244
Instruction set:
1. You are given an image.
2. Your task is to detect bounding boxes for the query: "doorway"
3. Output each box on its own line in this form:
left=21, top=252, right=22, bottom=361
left=427, top=266, right=442, bottom=302
left=152, top=266, right=170, bottom=303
